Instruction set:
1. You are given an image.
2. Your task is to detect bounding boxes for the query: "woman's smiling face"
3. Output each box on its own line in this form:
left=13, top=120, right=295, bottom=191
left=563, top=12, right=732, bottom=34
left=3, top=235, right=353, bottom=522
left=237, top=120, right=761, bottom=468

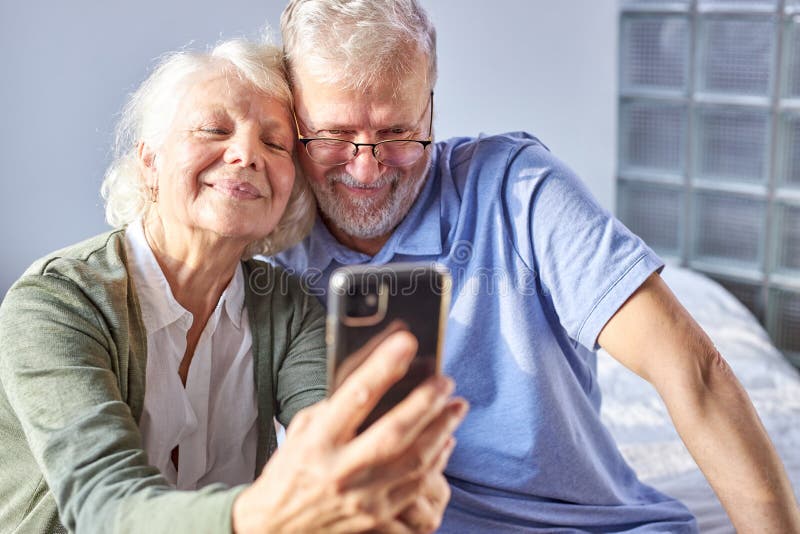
left=141, top=68, right=297, bottom=248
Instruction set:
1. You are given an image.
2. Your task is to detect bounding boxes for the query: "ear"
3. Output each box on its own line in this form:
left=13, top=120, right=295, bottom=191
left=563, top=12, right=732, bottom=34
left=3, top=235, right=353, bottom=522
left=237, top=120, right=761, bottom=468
left=137, top=141, right=158, bottom=187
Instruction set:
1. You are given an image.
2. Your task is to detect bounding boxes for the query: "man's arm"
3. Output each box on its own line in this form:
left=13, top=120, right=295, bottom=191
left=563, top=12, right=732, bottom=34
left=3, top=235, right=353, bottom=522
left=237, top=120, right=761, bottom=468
left=598, top=272, right=800, bottom=532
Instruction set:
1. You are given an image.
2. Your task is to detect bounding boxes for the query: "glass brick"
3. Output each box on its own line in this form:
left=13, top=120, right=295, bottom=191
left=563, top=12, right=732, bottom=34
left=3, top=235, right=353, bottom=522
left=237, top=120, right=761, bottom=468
left=778, top=112, right=800, bottom=187
left=623, top=0, right=691, bottom=6
left=620, top=100, right=687, bottom=174
left=708, top=275, right=765, bottom=321
left=621, top=15, right=690, bottom=92
left=695, top=106, right=770, bottom=182
left=617, top=180, right=683, bottom=255
left=699, top=0, right=778, bottom=9
left=774, top=203, right=800, bottom=272
left=784, top=19, right=800, bottom=98
left=692, top=191, right=766, bottom=265
left=697, top=16, right=775, bottom=96
left=768, top=288, right=800, bottom=353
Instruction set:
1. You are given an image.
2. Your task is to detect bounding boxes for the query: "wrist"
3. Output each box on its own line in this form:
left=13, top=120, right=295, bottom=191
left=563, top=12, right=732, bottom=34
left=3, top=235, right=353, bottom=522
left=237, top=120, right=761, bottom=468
left=231, top=485, right=265, bottom=534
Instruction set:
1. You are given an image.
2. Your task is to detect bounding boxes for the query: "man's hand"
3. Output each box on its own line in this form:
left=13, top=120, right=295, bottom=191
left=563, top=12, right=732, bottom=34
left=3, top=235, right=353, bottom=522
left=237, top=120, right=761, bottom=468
left=232, top=331, right=468, bottom=533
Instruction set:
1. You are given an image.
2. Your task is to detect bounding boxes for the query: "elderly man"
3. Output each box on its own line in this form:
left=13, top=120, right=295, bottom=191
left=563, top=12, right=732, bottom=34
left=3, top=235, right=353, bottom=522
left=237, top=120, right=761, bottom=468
left=273, top=1, right=800, bottom=532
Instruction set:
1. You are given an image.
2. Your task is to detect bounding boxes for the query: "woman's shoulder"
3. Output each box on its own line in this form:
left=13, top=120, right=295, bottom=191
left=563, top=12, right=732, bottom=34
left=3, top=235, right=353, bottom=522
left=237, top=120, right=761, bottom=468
left=6, top=229, right=134, bottom=319
left=23, top=229, right=129, bottom=280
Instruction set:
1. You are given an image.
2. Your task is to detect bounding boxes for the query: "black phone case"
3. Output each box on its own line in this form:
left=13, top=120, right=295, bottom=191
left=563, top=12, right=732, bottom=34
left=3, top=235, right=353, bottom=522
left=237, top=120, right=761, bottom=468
left=327, top=263, right=451, bottom=432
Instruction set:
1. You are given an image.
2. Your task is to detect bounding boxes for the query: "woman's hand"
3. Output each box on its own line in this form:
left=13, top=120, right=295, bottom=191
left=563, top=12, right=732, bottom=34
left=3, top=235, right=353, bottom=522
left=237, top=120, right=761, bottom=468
left=232, top=331, right=468, bottom=533
left=382, top=462, right=454, bottom=533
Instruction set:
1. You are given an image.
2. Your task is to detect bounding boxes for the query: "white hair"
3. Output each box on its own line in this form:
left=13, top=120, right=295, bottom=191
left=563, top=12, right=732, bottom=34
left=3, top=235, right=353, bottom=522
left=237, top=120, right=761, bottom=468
left=101, top=38, right=315, bottom=257
left=280, top=0, right=437, bottom=93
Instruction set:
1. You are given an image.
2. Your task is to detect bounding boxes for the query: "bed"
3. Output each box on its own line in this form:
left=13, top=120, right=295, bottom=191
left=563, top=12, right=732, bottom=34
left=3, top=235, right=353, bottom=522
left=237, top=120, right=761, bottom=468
left=598, top=264, right=800, bottom=532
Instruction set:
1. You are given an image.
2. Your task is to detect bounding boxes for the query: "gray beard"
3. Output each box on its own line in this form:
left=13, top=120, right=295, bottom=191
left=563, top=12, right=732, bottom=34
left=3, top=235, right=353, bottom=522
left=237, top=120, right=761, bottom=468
left=309, top=167, right=427, bottom=240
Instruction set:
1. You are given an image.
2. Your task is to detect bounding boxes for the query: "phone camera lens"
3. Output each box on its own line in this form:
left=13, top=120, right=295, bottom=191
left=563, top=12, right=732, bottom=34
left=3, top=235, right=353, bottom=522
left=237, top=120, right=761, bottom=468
left=346, top=292, right=380, bottom=319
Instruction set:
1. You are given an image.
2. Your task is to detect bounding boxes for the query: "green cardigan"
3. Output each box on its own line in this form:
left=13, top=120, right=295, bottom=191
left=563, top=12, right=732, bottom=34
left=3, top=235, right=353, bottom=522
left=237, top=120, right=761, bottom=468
left=0, top=229, right=327, bottom=533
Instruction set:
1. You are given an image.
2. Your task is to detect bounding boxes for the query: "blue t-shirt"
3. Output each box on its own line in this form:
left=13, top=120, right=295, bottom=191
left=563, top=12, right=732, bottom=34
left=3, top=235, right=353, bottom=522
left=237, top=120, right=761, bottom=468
left=273, top=132, right=697, bottom=533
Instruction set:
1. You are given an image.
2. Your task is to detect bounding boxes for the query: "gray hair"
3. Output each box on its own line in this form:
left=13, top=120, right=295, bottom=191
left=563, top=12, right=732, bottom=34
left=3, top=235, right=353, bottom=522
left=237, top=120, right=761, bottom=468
left=101, top=38, right=315, bottom=257
left=280, top=0, right=437, bottom=93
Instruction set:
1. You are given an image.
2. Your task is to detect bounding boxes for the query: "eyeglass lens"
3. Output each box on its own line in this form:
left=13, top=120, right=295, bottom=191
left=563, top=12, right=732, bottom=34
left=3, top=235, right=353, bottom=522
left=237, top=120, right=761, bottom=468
left=306, top=139, right=425, bottom=167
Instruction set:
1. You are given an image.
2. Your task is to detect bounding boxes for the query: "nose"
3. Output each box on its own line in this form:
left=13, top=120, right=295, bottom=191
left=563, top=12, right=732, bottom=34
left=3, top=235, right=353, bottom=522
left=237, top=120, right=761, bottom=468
left=344, top=145, right=381, bottom=183
left=223, top=130, right=264, bottom=171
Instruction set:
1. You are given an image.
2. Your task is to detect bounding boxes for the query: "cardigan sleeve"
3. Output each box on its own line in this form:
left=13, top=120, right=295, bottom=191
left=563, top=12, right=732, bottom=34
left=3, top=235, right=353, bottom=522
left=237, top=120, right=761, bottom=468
left=273, top=279, right=328, bottom=428
left=0, top=273, right=243, bottom=534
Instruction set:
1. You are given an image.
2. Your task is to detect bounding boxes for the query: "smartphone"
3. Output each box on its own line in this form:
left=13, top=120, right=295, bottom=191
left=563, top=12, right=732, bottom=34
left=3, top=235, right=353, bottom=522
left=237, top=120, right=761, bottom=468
left=327, top=262, right=452, bottom=433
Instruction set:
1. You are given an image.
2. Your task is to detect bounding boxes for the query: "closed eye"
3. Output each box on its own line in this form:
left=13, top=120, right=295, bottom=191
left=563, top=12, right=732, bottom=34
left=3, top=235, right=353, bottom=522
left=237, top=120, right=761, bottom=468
left=200, top=128, right=229, bottom=135
left=318, top=129, right=355, bottom=138
left=263, top=140, right=289, bottom=152
left=377, top=127, right=411, bottom=138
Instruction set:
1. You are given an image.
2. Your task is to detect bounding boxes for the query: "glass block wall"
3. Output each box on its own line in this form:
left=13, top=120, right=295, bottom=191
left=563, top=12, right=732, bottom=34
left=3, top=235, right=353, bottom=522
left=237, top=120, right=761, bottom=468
left=617, top=0, right=800, bottom=367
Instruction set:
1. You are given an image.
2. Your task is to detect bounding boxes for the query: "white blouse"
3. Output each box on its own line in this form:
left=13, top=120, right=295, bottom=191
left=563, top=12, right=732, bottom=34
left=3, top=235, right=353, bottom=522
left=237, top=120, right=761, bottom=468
left=125, top=220, right=258, bottom=490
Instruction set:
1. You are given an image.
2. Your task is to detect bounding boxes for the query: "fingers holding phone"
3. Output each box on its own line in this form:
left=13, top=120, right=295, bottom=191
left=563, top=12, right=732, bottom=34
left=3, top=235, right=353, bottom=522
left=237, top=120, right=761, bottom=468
left=233, top=330, right=466, bottom=533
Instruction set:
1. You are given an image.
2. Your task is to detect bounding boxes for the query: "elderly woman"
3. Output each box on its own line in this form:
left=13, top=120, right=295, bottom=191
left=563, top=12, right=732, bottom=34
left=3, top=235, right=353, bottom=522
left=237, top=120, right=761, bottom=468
left=0, top=39, right=466, bottom=533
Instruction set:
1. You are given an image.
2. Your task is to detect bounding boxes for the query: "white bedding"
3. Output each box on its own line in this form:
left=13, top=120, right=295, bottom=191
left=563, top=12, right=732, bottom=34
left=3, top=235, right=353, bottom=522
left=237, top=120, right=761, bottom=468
left=598, top=265, right=800, bottom=532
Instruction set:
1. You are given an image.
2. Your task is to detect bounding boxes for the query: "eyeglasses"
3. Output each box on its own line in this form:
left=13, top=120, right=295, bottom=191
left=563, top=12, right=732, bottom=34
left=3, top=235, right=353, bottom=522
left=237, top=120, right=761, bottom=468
left=294, top=92, right=433, bottom=167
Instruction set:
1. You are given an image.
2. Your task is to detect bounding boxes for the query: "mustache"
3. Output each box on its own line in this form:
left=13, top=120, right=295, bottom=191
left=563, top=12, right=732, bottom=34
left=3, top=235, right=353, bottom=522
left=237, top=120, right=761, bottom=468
left=327, top=170, right=402, bottom=189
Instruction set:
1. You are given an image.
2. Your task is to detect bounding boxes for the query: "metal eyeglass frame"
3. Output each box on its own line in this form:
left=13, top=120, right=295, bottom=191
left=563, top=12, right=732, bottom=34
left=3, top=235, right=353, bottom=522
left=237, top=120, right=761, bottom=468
left=293, top=91, right=434, bottom=167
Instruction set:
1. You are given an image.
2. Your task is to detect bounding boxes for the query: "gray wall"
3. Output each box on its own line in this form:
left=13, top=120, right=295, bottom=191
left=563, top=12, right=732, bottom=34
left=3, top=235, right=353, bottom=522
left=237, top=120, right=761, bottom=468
left=0, top=1, right=618, bottom=298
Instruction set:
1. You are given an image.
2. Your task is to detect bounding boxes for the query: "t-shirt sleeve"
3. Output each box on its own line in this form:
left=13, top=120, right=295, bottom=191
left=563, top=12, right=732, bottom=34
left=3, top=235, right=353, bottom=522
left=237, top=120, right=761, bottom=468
left=0, top=273, right=242, bottom=533
left=505, top=143, right=664, bottom=350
